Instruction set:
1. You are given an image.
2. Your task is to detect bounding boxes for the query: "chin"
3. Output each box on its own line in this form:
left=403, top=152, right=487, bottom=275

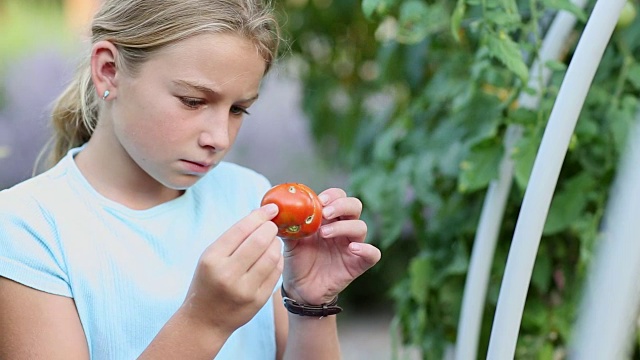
left=163, top=173, right=208, bottom=191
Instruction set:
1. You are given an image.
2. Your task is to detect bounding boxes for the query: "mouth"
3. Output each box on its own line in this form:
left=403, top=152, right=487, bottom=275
left=180, top=159, right=214, bottom=174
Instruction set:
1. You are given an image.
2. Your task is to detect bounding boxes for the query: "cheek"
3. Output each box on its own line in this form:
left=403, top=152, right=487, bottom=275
left=116, top=104, right=184, bottom=153
left=227, top=119, right=244, bottom=145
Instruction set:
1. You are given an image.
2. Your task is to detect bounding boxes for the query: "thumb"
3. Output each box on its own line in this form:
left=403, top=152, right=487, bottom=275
left=348, top=242, right=381, bottom=274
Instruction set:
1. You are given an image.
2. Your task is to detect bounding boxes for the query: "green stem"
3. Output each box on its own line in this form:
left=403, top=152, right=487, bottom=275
left=611, top=36, right=634, bottom=103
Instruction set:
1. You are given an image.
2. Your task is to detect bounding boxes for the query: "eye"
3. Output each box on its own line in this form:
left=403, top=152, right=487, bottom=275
left=179, top=97, right=205, bottom=109
left=230, top=105, right=250, bottom=116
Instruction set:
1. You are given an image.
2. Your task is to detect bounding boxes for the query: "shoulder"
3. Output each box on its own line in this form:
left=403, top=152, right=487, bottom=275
left=0, top=165, right=73, bottom=297
left=0, top=160, right=71, bottom=218
left=0, top=155, right=82, bottom=248
left=0, top=166, right=72, bottom=249
left=0, top=175, right=53, bottom=220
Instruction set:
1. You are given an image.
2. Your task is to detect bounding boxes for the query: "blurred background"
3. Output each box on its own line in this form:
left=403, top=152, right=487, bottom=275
left=3, top=0, right=640, bottom=359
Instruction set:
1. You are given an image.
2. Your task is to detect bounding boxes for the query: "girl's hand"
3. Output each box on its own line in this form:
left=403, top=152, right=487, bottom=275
left=281, top=188, right=381, bottom=305
left=181, top=204, right=284, bottom=335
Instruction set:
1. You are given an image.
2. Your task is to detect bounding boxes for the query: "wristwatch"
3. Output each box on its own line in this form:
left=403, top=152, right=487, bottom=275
left=280, top=285, right=343, bottom=317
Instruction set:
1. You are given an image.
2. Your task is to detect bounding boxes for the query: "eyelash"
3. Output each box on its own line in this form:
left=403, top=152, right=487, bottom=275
left=231, top=105, right=250, bottom=116
left=178, top=97, right=250, bottom=116
left=179, top=97, right=205, bottom=109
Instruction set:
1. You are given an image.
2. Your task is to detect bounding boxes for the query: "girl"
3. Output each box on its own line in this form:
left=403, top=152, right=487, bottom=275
left=0, top=0, right=381, bottom=359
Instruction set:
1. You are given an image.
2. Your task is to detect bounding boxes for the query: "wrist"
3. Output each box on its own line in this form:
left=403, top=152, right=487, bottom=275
left=139, top=305, right=232, bottom=359
left=280, top=285, right=342, bottom=317
left=177, top=301, right=234, bottom=340
left=281, top=282, right=339, bottom=305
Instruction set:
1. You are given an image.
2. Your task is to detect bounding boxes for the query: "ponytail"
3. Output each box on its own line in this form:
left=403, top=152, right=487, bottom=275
left=48, top=59, right=99, bottom=166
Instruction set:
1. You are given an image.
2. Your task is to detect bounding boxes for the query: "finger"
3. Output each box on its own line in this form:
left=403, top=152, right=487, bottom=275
left=348, top=242, right=382, bottom=273
left=241, top=242, right=283, bottom=304
left=319, top=219, right=367, bottom=241
left=210, top=204, right=279, bottom=256
left=256, top=254, right=284, bottom=299
left=244, top=231, right=282, bottom=276
left=317, top=188, right=348, bottom=206
left=231, top=221, right=280, bottom=272
left=321, top=196, right=363, bottom=222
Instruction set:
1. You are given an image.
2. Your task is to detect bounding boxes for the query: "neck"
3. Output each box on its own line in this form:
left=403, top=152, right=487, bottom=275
left=74, top=128, right=183, bottom=210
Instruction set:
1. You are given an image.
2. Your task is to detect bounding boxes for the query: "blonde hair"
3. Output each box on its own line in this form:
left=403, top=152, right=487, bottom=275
left=48, top=0, right=281, bottom=166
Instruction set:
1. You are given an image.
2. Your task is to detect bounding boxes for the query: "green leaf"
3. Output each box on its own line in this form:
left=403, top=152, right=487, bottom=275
left=575, top=115, right=600, bottom=141
left=484, top=0, right=504, bottom=8
left=543, top=173, right=596, bottom=235
left=541, top=0, right=588, bottom=22
left=626, top=63, right=640, bottom=90
left=458, top=140, right=503, bottom=193
left=361, top=0, right=397, bottom=19
left=412, top=151, right=439, bottom=204
left=451, top=0, right=466, bottom=42
left=485, top=31, right=529, bottom=82
left=545, top=59, right=568, bottom=72
left=607, top=95, right=639, bottom=154
left=531, top=248, right=552, bottom=291
left=409, top=254, right=432, bottom=305
left=500, top=0, right=519, bottom=14
left=485, top=9, right=521, bottom=27
left=512, top=128, right=542, bottom=189
left=396, top=1, right=449, bottom=44
left=538, top=342, right=556, bottom=360
left=372, top=123, right=405, bottom=164
left=351, top=159, right=413, bottom=249
left=432, top=245, right=469, bottom=286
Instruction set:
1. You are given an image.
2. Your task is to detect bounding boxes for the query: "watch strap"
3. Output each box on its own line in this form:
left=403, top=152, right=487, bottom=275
left=280, top=285, right=342, bottom=317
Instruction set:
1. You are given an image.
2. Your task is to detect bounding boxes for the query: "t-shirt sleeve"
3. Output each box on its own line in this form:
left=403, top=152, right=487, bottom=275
left=0, top=191, right=72, bottom=297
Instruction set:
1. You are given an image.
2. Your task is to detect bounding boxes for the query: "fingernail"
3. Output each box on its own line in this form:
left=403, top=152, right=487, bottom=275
left=263, top=203, right=279, bottom=216
left=318, top=194, right=330, bottom=205
left=349, top=243, right=362, bottom=252
left=320, top=225, right=333, bottom=237
left=323, top=206, right=335, bottom=218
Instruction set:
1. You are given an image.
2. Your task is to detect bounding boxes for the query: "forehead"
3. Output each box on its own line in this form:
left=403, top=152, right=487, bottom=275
left=134, top=33, right=266, bottom=88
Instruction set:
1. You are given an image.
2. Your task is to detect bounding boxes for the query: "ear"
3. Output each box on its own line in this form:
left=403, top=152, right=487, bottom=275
left=90, top=40, right=120, bottom=100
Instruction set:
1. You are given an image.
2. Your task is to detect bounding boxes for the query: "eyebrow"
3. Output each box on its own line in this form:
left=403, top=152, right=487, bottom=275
left=172, top=80, right=260, bottom=103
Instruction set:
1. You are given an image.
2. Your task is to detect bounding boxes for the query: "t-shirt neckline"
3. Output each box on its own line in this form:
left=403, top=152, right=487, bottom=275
left=63, top=146, right=194, bottom=219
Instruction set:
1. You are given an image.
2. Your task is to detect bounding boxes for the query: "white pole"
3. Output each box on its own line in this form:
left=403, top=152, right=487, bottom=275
left=569, top=111, right=640, bottom=359
left=454, top=3, right=587, bottom=359
left=485, top=0, right=627, bottom=358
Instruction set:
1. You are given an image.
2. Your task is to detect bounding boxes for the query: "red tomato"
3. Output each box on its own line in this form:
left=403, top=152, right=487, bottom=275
left=260, top=183, right=323, bottom=239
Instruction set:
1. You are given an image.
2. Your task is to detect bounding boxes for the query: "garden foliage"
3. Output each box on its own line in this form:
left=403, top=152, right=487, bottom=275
left=278, top=0, right=640, bottom=357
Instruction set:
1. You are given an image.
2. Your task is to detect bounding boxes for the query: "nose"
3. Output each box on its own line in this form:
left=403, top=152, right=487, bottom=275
left=198, top=111, right=231, bottom=152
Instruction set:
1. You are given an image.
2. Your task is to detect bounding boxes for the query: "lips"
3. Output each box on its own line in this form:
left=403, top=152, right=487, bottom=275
left=181, top=159, right=214, bottom=174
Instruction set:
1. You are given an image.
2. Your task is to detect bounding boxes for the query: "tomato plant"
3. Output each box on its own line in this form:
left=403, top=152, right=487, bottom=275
left=261, top=183, right=323, bottom=239
left=280, top=0, right=640, bottom=357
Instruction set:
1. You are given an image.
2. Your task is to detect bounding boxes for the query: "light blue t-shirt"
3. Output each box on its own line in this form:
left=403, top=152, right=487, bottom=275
left=0, top=147, right=277, bottom=359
